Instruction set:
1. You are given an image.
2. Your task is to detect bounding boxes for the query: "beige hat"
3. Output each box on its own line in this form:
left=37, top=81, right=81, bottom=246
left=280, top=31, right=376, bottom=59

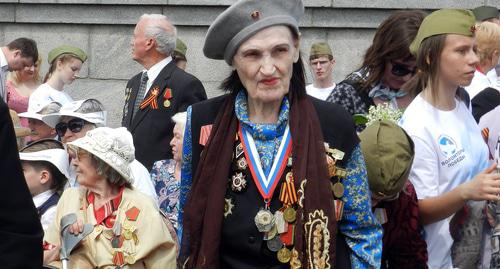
left=309, top=42, right=333, bottom=59
left=68, top=127, right=135, bottom=184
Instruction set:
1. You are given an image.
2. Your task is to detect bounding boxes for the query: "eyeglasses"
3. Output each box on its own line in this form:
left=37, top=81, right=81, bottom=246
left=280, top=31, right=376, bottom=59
left=390, top=60, right=417, bottom=77
left=55, top=118, right=86, bottom=137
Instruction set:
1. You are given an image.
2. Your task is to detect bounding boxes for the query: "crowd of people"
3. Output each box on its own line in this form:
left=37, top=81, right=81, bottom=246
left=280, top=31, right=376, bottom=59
left=1, top=1, right=500, bottom=268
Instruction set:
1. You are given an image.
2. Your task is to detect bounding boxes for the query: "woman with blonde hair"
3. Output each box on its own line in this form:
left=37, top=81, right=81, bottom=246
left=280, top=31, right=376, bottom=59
left=6, top=56, right=41, bottom=127
left=466, top=21, right=500, bottom=99
left=29, top=45, right=87, bottom=108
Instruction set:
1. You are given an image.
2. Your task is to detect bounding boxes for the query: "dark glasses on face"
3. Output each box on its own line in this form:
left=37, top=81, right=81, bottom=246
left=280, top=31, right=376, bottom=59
left=55, top=118, right=86, bottom=137
left=390, top=60, right=417, bottom=77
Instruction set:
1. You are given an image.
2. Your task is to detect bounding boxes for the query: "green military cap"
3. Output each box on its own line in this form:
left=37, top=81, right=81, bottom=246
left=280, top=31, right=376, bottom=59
left=173, top=38, right=187, bottom=62
left=48, top=45, right=87, bottom=64
left=309, top=42, right=332, bottom=59
left=203, top=0, right=304, bottom=65
left=410, top=9, right=476, bottom=56
left=359, top=120, right=415, bottom=198
left=473, top=6, right=499, bottom=22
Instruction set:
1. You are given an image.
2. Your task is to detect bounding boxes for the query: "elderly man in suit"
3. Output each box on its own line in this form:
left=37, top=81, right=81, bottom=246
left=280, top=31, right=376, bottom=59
left=122, top=14, right=207, bottom=170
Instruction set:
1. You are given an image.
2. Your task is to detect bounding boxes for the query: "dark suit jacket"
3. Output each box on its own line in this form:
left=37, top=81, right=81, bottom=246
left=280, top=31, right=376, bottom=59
left=122, top=60, right=207, bottom=170
left=0, top=98, right=43, bottom=268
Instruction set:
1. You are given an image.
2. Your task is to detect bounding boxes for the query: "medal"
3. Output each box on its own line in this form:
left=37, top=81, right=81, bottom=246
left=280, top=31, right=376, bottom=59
left=163, top=99, right=170, bottom=108
left=231, top=172, right=247, bottom=192
left=254, top=209, right=275, bottom=232
left=335, top=167, right=347, bottom=178
left=334, top=199, right=344, bottom=221
left=332, top=182, right=344, bottom=198
left=326, top=154, right=337, bottom=178
left=283, top=207, right=296, bottom=223
left=266, top=236, right=283, bottom=252
left=235, top=143, right=244, bottom=158
left=287, top=156, right=293, bottom=167
left=277, top=247, right=292, bottom=263
left=236, top=157, right=248, bottom=170
left=327, top=148, right=345, bottom=161
left=264, top=224, right=278, bottom=240
left=111, top=235, right=123, bottom=248
left=224, top=197, right=234, bottom=218
left=275, top=210, right=287, bottom=234
left=280, top=223, right=295, bottom=246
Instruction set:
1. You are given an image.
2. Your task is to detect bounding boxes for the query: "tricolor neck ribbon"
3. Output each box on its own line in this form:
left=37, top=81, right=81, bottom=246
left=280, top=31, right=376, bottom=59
left=140, top=87, right=160, bottom=110
left=238, top=124, right=292, bottom=202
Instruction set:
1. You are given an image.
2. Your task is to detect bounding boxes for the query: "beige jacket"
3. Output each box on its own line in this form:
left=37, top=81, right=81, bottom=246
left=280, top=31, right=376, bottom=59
left=44, top=187, right=176, bottom=268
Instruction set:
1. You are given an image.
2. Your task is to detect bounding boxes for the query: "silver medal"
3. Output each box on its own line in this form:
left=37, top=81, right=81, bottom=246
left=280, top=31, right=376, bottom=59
left=266, top=236, right=283, bottom=252
left=254, top=209, right=275, bottom=232
left=231, top=172, right=247, bottom=192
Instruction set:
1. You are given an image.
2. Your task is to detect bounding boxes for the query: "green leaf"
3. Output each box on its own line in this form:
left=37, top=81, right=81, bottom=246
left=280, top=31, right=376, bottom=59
left=353, top=114, right=368, bottom=125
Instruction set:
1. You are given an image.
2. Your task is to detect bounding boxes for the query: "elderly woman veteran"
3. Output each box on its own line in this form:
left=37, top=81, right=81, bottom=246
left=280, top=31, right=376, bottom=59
left=43, top=127, right=176, bottom=268
left=179, top=0, right=382, bottom=268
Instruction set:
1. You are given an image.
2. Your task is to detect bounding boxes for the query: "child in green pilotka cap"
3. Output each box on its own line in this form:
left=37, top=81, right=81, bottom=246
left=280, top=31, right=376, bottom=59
left=400, top=8, right=500, bottom=269
left=359, top=120, right=428, bottom=267
left=29, top=45, right=87, bottom=110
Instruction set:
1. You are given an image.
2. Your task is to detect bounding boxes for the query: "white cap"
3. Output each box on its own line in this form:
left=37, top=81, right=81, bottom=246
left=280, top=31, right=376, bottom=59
left=43, top=99, right=107, bottom=128
left=18, top=100, right=61, bottom=122
left=19, top=148, right=70, bottom=179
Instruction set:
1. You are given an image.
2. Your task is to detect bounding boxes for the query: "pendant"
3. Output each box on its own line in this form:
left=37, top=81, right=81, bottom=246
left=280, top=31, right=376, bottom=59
left=254, top=209, right=275, bottom=232
left=283, top=207, right=296, bottom=223
left=277, top=247, right=292, bottom=263
left=266, top=236, right=283, bottom=252
left=332, top=182, right=344, bottom=198
left=231, top=172, right=247, bottom=192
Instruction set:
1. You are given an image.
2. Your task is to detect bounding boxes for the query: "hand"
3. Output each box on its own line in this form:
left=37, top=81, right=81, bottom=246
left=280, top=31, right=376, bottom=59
left=43, top=244, right=60, bottom=264
left=461, top=163, right=500, bottom=202
left=68, top=219, right=84, bottom=235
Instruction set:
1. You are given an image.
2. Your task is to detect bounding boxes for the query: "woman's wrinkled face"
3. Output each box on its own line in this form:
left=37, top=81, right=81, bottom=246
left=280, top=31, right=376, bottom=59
left=439, top=34, right=479, bottom=88
left=169, top=122, right=184, bottom=163
left=232, top=26, right=299, bottom=105
left=57, top=57, right=83, bottom=85
left=70, top=148, right=100, bottom=187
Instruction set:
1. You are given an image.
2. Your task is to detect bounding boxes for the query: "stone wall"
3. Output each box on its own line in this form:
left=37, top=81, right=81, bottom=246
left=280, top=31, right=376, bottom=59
left=0, top=0, right=496, bottom=126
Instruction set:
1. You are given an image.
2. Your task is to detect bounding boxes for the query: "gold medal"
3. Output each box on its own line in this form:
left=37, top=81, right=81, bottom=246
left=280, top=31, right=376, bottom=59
left=254, top=209, right=275, bottom=232
left=332, top=182, right=344, bottom=198
left=277, top=247, right=292, bottom=263
left=125, top=254, right=136, bottom=264
left=163, top=99, right=171, bottom=108
left=123, top=230, right=133, bottom=240
left=283, top=207, right=296, bottom=223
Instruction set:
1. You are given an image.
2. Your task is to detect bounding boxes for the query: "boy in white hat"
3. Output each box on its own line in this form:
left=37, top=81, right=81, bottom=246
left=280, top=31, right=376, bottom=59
left=19, top=100, right=61, bottom=142
left=43, top=99, right=158, bottom=204
left=19, top=139, right=69, bottom=230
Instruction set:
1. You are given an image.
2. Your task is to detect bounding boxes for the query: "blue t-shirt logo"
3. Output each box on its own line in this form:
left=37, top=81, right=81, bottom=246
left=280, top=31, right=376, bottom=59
left=438, top=135, right=457, bottom=158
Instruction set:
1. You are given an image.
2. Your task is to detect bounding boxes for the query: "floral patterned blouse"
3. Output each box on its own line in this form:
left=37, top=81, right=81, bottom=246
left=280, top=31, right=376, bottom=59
left=180, top=90, right=382, bottom=268
left=150, top=159, right=180, bottom=234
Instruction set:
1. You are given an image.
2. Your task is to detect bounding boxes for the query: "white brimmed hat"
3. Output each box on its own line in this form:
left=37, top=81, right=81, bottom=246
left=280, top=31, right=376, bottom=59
left=19, top=139, right=70, bottom=179
left=43, top=99, right=107, bottom=128
left=68, top=127, right=134, bottom=184
left=19, top=100, right=61, bottom=122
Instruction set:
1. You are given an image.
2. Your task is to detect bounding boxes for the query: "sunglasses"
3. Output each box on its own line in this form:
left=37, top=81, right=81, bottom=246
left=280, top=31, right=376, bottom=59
left=390, top=61, right=417, bottom=77
left=67, top=146, right=89, bottom=161
left=55, top=118, right=86, bottom=137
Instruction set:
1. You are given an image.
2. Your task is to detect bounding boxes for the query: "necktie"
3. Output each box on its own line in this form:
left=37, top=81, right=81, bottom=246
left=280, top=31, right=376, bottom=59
left=133, top=72, right=149, bottom=117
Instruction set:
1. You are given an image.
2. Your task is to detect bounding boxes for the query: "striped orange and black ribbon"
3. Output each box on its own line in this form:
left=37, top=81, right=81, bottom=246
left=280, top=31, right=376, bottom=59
left=140, top=88, right=159, bottom=110
left=279, top=172, right=298, bottom=206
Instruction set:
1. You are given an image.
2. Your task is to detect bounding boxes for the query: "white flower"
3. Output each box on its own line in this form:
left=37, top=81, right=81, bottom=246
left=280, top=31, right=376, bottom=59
left=365, top=103, right=403, bottom=127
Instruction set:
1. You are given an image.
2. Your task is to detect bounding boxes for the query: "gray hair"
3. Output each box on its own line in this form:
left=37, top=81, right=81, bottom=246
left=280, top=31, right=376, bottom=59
left=171, top=111, right=187, bottom=134
left=140, top=14, right=177, bottom=56
left=90, top=152, right=131, bottom=188
left=75, top=99, right=105, bottom=114
left=39, top=102, right=62, bottom=115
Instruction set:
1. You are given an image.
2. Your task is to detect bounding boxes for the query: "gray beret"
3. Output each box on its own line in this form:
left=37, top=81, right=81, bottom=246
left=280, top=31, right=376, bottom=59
left=203, top=0, right=304, bottom=65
